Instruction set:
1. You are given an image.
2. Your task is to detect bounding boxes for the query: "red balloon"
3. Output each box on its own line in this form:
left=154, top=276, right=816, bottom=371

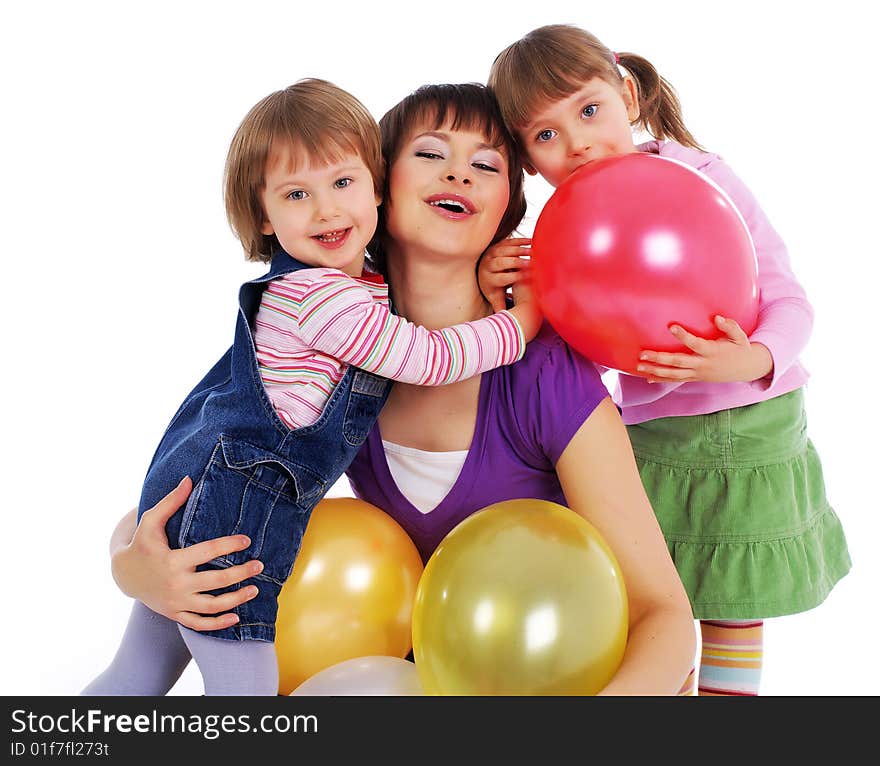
left=531, top=153, right=759, bottom=376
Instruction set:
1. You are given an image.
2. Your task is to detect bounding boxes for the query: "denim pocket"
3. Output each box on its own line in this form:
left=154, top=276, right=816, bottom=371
left=179, top=434, right=326, bottom=584
left=342, top=370, right=388, bottom=446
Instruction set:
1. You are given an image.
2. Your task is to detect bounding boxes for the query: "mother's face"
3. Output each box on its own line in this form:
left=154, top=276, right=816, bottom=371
left=383, top=120, right=511, bottom=262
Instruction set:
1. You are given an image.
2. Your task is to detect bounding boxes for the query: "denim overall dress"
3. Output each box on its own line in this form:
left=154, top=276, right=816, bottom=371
left=137, top=250, right=391, bottom=642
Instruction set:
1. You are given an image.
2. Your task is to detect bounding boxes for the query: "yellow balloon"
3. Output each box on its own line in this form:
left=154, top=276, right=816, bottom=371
left=274, top=497, right=424, bottom=695
left=412, top=499, right=628, bottom=695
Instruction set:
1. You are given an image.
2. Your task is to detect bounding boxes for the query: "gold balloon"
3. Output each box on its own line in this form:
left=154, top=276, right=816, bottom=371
left=412, top=499, right=628, bottom=695
left=274, top=497, right=424, bottom=695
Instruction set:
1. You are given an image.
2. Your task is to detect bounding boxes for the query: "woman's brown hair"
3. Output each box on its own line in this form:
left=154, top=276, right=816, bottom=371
left=367, top=83, right=527, bottom=277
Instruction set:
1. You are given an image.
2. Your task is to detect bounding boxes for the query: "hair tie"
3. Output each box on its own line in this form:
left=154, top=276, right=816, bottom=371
left=613, top=52, right=620, bottom=64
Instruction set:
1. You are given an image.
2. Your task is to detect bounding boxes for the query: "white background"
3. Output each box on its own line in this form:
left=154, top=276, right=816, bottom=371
left=2, top=1, right=876, bottom=696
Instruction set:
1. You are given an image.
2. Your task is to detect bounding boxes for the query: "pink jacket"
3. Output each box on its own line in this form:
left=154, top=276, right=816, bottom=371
left=613, top=140, right=811, bottom=425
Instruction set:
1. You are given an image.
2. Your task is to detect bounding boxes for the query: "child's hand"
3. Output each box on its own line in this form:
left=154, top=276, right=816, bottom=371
left=112, top=476, right=263, bottom=632
left=636, top=315, right=774, bottom=383
left=479, top=237, right=532, bottom=312
left=510, top=264, right=536, bottom=308
left=506, top=261, right=542, bottom=342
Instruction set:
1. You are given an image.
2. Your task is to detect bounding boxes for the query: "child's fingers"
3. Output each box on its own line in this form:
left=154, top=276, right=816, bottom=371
left=193, top=585, right=260, bottom=614
left=492, top=237, right=531, bottom=248
left=487, top=238, right=531, bottom=253
left=488, top=255, right=530, bottom=273
left=489, top=246, right=532, bottom=262
left=175, top=611, right=240, bottom=632
left=481, top=272, right=507, bottom=288
left=139, top=476, right=192, bottom=527
left=501, top=270, right=525, bottom=285
left=714, top=315, right=749, bottom=344
left=484, top=271, right=524, bottom=290
left=668, top=325, right=712, bottom=355
left=639, top=350, right=698, bottom=369
left=182, top=535, right=253, bottom=568
left=196, top=560, right=264, bottom=591
left=636, top=361, right=698, bottom=380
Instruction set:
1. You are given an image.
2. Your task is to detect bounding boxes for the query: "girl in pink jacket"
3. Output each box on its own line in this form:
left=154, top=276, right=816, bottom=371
left=481, top=23, right=851, bottom=696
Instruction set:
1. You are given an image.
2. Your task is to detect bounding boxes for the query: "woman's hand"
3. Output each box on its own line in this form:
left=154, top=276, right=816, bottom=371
left=478, top=237, right=532, bottom=312
left=637, top=315, right=773, bottom=383
left=111, top=476, right=263, bottom=631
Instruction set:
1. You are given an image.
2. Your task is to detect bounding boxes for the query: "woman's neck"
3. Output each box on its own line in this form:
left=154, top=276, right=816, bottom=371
left=378, top=243, right=488, bottom=452
left=385, top=246, right=492, bottom=329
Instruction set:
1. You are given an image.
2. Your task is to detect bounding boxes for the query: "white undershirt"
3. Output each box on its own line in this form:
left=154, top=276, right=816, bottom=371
left=381, top=440, right=469, bottom=514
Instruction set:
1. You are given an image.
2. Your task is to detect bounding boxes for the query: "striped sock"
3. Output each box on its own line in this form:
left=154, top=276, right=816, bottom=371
left=697, top=619, right=764, bottom=696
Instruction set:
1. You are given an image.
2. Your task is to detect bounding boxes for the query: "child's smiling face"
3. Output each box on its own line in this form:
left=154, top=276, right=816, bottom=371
left=518, top=77, right=640, bottom=188
left=260, top=146, right=380, bottom=276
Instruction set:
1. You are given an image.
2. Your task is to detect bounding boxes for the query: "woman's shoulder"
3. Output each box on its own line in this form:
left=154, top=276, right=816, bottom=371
left=517, top=320, right=573, bottom=361
left=487, top=322, right=609, bottom=464
left=504, top=321, right=605, bottom=391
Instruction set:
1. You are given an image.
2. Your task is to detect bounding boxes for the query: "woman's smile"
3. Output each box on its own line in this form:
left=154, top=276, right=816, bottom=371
left=386, top=123, right=510, bottom=258
left=425, top=193, right=476, bottom=220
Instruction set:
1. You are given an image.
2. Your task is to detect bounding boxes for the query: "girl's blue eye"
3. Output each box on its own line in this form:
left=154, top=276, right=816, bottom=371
left=287, top=189, right=308, bottom=201
left=582, top=104, right=598, bottom=118
left=334, top=177, right=352, bottom=189
left=536, top=129, right=556, bottom=143
left=416, top=150, right=442, bottom=159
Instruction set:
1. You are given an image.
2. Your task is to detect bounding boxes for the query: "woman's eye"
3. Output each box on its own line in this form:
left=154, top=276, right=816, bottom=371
left=415, top=150, right=442, bottom=160
left=582, top=104, right=598, bottom=118
left=334, top=177, right=353, bottom=189
left=536, top=129, right=556, bottom=143
left=287, top=189, right=308, bottom=201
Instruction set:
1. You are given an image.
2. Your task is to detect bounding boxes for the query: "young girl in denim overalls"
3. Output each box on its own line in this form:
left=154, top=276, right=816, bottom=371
left=83, top=79, right=541, bottom=696
left=482, top=25, right=851, bottom=696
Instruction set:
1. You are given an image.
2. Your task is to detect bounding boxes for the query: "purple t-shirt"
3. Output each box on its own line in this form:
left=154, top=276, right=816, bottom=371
left=346, top=323, right=609, bottom=562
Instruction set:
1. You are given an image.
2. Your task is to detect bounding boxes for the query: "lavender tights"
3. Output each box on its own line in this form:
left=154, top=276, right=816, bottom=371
left=81, top=601, right=278, bottom=696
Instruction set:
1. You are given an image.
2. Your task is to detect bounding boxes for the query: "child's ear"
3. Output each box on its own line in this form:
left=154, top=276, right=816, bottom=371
left=260, top=220, right=275, bottom=236
left=523, top=160, right=538, bottom=176
left=622, top=77, right=640, bottom=122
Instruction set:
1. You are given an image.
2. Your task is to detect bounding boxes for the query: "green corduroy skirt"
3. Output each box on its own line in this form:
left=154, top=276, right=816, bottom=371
left=626, top=388, right=851, bottom=619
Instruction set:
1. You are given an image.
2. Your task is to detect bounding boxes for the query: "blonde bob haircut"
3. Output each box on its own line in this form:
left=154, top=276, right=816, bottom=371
left=489, top=24, right=701, bottom=150
left=224, top=78, right=384, bottom=262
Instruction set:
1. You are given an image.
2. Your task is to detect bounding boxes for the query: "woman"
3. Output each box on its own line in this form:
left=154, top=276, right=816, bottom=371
left=107, top=84, right=695, bottom=695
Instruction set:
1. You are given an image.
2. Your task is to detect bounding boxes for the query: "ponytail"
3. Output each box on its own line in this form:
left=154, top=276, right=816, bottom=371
left=617, top=52, right=703, bottom=150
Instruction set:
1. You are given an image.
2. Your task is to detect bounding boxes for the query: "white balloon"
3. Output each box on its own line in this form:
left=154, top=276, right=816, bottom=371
left=290, top=656, right=424, bottom=696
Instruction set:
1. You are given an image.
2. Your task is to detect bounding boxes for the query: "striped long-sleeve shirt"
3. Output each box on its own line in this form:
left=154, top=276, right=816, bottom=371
left=254, top=267, right=526, bottom=430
